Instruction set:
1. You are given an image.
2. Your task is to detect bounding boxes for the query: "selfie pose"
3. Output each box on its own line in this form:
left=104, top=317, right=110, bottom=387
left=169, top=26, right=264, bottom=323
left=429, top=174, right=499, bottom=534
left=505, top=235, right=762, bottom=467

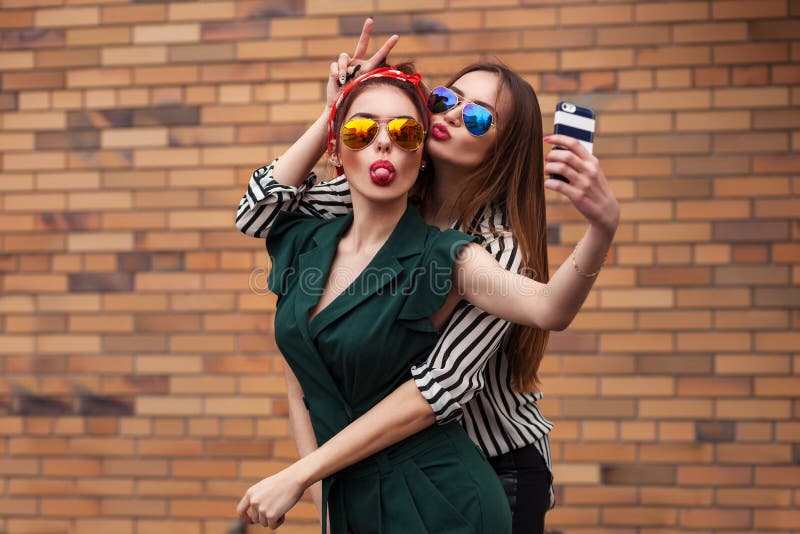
left=236, top=20, right=619, bottom=534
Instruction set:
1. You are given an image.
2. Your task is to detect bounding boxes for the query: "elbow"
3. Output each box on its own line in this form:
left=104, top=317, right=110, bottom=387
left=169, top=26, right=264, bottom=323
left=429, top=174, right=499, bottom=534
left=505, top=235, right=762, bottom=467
left=233, top=214, right=251, bottom=237
left=418, top=405, right=436, bottom=427
left=539, top=314, right=573, bottom=332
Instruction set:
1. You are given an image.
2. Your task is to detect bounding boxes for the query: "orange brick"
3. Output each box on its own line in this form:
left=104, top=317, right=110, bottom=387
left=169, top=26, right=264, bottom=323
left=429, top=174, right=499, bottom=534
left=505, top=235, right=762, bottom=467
left=300, top=0, right=371, bottom=15
left=641, top=487, right=713, bottom=506
left=655, top=68, right=692, bottom=88
left=640, top=399, right=713, bottom=419
left=67, top=68, right=132, bottom=88
left=679, top=465, right=752, bottom=486
left=680, top=508, right=752, bottom=529
left=101, top=46, right=167, bottom=66
left=636, top=2, right=709, bottom=22
left=674, top=22, right=748, bottom=43
left=638, top=46, right=711, bottom=67
left=716, top=310, right=790, bottom=331
left=133, top=65, right=198, bottom=85
left=601, top=112, right=672, bottom=133
left=35, top=7, right=99, bottom=27
left=133, top=24, right=200, bottom=44
left=562, top=49, right=634, bottom=70
left=717, top=488, right=793, bottom=507
left=712, top=0, right=788, bottom=19
left=597, top=26, right=670, bottom=48
left=715, top=87, right=789, bottom=108
left=562, top=5, right=632, bottom=25
left=755, top=331, right=800, bottom=352
left=68, top=27, right=132, bottom=46
left=604, top=507, right=677, bottom=527
left=638, top=89, right=711, bottom=110
left=485, top=8, right=556, bottom=29
left=715, top=42, right=789, bottom=65
left=102, top=4, right=166, bottom=24
left=564, top=443, right=636, bottom=462
left=618, top=70, right=653, bottom=90
left=717, top=443, right=793, bottom=464
left=641, top=443, right=714, bottom=463
left=168, top=1, right=233, bottom=21
left=676, top=110, right=751, bottom=131
left=601, top=377, right=674, bottom=396
left=718, top=399, right=792, bottom=420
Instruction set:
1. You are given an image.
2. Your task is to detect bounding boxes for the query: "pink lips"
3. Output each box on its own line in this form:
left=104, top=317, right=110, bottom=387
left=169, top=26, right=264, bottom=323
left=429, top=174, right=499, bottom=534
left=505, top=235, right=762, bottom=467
left=369, top=160, right=396, bottom=186
left=431, top=123, right=450, bottom=141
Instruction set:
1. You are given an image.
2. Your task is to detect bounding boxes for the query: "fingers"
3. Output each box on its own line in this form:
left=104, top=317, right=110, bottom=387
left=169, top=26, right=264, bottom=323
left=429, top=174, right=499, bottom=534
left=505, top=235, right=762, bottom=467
left=545, top=146, right=588, bottom=176
left=329, top=61, right=339, bottom=83
left=337, top=53, right=349, bottom=86
left=545, top=134, right=594, bottom=162
left=368, top=34, right=399, bottom=68
left=236, top=493, right=254, bottom=524
left=543, top=175, right=582, bottom=201
left=353, top=17, right=373, bottom=59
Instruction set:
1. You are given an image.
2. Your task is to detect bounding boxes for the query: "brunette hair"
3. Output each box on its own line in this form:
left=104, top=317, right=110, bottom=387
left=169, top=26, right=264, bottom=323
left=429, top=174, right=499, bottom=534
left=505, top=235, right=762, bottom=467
left=441, top=62, right=550, bottom=393
left=330, top=63, right=429, bottom=157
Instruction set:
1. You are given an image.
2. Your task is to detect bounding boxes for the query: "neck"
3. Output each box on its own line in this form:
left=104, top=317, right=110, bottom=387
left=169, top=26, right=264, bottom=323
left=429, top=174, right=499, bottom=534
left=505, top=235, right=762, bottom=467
left=346, top=193, right=407, bottom=253
left=424, top=159, right=464, bottom=229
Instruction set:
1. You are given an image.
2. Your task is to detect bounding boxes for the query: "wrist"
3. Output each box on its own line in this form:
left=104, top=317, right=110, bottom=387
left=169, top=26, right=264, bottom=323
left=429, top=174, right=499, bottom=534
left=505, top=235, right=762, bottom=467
left=592, top=216, right=618, bottom=242
left=292, top=453, right=320, bottom=489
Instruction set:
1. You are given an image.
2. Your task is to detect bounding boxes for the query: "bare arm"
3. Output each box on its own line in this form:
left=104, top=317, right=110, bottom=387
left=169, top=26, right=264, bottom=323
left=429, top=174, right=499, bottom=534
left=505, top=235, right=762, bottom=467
left=270, top=18, right=398, bottom=187
left=234, top=19, right=398, bottom=240
left=284, top=363, right=323, bottom=514
left=457, top=134, right=619, bottom=331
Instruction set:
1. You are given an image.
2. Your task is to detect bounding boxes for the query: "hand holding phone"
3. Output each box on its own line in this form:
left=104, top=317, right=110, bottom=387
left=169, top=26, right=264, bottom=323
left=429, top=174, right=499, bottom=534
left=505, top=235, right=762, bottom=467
left=550, top=101, right=596, bottom=183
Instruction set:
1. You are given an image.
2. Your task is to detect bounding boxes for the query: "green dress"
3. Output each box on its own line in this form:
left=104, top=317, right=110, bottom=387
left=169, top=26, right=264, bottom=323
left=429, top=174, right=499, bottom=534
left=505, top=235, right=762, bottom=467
left=266, top=205, right=512, bottom=534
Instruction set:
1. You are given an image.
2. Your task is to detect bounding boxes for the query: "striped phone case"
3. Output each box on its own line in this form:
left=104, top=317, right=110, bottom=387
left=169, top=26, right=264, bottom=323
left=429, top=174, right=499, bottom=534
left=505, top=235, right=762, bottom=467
left=551, top=101, right=596, bottom=183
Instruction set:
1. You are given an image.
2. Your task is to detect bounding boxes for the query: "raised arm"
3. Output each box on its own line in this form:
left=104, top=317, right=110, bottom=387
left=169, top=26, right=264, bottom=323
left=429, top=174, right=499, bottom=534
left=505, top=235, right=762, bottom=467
left=456, top=133, right=620, bottom=331
left=234, top=19, right=398, bottom=240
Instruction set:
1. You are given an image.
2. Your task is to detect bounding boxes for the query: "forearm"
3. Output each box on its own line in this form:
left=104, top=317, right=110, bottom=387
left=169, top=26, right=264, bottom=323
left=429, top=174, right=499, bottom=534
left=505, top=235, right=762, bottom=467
left=285, top=368, right=323, bottom=513
left=271, top=108, right=330, bottom=188
left=293, top=379, right=434, bottom=489
left=544, top=222, right=616, bottom=330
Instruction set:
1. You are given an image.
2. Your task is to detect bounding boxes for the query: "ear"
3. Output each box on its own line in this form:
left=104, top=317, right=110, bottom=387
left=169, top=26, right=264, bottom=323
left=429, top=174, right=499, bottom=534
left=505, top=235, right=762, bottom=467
left=327, top=140, right=341, bottom=167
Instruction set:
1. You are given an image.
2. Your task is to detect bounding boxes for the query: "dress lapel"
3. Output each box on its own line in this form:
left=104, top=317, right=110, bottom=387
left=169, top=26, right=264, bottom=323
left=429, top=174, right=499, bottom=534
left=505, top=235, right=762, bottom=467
left=305, top=204, right=429, bottom=339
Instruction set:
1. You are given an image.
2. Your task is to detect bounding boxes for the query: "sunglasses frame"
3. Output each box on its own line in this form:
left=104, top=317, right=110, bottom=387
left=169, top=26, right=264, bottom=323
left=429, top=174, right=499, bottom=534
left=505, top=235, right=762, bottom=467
left=428, top=86, right=496, bottom=137
left=339, top=116, right=426, bottom=152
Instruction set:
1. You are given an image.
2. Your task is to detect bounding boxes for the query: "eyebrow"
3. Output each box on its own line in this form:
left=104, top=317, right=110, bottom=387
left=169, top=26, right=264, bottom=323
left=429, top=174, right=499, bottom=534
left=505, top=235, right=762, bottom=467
left=449, top=85, right=497, bottom=115
left=349, top=112, right=417, bottom=120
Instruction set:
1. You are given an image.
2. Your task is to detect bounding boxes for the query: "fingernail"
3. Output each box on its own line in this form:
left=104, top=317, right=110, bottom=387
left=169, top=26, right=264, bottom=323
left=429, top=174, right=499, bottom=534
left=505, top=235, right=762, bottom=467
left=339, top=75, right=346, bottom=85
left=543, top=135, right=552, bottom=141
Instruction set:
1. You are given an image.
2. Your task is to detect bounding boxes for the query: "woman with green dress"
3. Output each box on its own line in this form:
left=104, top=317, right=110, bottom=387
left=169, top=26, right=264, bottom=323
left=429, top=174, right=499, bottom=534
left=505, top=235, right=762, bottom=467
left=237, top=64, right=581, bottom=532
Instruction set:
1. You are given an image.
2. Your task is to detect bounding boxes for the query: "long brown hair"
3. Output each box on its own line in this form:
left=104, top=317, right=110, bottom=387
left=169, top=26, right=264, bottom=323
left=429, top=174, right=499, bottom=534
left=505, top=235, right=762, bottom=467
left=434, top=62, right=550, bottom=393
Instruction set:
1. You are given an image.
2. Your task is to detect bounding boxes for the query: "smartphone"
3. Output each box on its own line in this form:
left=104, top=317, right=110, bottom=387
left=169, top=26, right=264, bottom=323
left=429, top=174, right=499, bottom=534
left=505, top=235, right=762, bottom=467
left=551, top=101, right=596, bottom=183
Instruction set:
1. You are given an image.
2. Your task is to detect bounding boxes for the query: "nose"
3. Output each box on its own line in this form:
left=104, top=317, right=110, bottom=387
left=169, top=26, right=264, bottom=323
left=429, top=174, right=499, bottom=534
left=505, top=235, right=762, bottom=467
left=443, top=102, right=462, bottom=127
left=374, top=124, right=392, bottom=153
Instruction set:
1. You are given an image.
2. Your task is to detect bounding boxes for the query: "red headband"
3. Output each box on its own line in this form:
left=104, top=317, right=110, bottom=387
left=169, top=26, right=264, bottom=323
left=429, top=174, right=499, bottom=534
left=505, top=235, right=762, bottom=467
left=327, top=66, right=428, bottom=166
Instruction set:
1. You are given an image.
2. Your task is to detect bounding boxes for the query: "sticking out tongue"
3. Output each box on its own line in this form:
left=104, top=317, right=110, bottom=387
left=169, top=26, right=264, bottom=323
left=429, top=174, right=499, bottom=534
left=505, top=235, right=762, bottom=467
left=370, top=161, right=395, bottom=186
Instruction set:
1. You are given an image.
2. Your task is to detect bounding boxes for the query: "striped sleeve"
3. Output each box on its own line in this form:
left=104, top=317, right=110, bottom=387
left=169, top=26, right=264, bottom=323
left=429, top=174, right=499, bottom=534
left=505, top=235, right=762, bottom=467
left=410, top=221, right=523, bottom=424
left=234, top=159, right=353, bottom=239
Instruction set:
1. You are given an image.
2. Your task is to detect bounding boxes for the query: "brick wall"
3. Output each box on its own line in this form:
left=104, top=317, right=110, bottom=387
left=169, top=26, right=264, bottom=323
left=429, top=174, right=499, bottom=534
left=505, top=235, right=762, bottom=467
left=1, top=1, right=798, bottom=533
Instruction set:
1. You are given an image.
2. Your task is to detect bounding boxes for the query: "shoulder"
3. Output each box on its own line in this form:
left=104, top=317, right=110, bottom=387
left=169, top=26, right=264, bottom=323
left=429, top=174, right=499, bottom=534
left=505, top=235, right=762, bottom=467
left=266, top=210, right=332, bottom=256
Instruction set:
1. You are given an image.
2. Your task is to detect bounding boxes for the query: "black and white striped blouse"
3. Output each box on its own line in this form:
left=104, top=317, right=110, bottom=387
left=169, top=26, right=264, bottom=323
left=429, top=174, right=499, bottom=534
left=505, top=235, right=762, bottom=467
left=236, top=161, right=554, bottom=504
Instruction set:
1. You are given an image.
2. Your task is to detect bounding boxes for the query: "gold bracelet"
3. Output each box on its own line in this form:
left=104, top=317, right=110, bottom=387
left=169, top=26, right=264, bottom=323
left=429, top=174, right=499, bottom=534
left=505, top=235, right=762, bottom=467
left=571, top=239, right=606, bottom=278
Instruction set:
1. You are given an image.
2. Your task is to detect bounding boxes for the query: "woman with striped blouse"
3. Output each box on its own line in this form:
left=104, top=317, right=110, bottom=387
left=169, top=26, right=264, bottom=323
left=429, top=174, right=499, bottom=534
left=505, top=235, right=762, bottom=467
left=235, top=20, right=619, bottom=534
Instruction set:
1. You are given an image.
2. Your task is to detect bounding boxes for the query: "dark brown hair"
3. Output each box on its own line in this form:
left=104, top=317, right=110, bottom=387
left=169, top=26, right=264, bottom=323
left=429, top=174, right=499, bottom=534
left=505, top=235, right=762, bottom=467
left=435, top=61, right=551, bottom=393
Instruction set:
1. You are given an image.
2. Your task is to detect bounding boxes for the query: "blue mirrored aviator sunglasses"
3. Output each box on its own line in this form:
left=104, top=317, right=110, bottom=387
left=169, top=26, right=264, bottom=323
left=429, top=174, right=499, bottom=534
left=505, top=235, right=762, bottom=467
left=427, top=86, right=495, bottom=137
